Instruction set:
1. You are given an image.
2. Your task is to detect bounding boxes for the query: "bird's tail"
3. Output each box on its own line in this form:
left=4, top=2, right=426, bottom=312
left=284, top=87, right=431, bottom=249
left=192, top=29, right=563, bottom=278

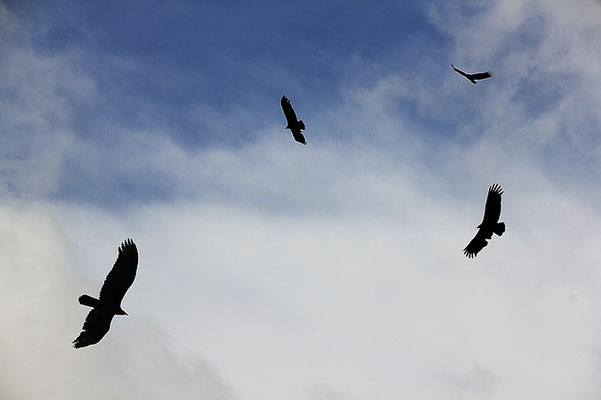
left=78, top=294, right=100, bottom=308
left=298, top=120, right=305, bottom=130
left=494, top=222, right=505, bottom=236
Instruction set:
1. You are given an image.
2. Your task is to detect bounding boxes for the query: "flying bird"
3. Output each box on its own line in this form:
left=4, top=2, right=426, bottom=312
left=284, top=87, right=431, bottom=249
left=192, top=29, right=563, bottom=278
left=73, top=238, right=138, bottom=348
left=281, top=95, right=307, bottom=145
left=463, top=184, right=505, bottom=258
left=451, top=64, right=493, bottom=84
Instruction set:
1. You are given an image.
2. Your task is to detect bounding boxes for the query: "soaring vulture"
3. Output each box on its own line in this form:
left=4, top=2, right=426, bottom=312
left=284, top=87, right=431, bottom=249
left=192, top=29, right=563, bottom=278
left=463, top=184, right=505, bottom=258
left=73, top=238, right=138, bottom=348
left=281, top=95, right=307, bottom=145
left=451, top=64, right=493, bottom=84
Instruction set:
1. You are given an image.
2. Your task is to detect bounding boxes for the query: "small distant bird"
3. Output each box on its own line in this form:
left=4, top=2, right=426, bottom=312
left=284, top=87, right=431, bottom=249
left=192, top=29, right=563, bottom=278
left=281, top=95, right=307, bottom=145
left=451, top=64, right=493, bottom=84
left=73, top=239, right=138, bottom=348
left=464, top=184, right=505, bottom=258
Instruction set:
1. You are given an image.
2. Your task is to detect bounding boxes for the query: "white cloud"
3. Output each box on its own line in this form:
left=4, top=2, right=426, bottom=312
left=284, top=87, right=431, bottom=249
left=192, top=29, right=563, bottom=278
left=40, top=138, right=601, bottom=399
left=428, top=0, right=601, bottom=158
left=0, top=205, right=234, bottom=400
left=0, top=3, right=98, bottom=199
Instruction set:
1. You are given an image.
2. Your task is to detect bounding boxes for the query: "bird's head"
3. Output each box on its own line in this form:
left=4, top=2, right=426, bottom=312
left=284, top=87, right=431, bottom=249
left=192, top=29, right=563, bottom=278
left=116, top=307, right=128, bottom=316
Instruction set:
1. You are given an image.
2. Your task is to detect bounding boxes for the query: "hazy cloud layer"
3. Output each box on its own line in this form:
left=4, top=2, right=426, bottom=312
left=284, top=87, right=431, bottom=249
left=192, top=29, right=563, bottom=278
left=0, top=206, right=234, bottom=400
left=5, top=161, right=601, bottom=399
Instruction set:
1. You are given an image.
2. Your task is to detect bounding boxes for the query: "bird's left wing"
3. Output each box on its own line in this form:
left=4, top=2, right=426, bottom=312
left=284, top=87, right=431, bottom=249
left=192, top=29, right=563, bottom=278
left=73, top=308, right=113, bottom=348
left=98, top=239, right=138, bottom=305
left=291, top=131, right=307, bottom=145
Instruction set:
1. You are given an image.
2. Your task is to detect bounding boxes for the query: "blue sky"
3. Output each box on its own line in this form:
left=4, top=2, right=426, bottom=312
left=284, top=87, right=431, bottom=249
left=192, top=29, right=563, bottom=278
left=3, top=1, right=600, bottom=205
left=9, top=1, right=437, bottom=145
left=2, top=1, right=601, bottom=399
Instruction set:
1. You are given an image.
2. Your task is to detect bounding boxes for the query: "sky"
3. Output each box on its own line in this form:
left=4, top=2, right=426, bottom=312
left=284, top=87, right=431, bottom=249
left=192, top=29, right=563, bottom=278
left=1, top=1, right=601, bottom=399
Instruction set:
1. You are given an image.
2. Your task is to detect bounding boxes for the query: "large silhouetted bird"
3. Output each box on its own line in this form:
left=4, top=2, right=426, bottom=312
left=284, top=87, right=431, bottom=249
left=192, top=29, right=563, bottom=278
left=463, top=184, right=505, bottom=258
left=73, top=238, right=138, bottom=348
left=451, top=64, right=493, bottom=84
left=281, top=95, right=306, bottom=145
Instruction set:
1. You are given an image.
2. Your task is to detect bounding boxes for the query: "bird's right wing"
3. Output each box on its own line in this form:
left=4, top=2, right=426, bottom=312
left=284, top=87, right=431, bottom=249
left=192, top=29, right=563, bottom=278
left=471, top=71, right=493, bottom=80
left=73, top=308, right=113, bottom=348
left=98, top=239, right=138, bottom=305
left=482, top=184, right=503, bottom=225
left=463, top=229, right=488, bottom=258
left=281, top=96, right=298, bottom=124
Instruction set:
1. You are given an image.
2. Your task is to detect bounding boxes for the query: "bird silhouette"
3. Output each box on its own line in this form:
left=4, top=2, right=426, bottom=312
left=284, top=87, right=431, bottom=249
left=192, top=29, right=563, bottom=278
left=464, top=184, right=505, bottom=258
left=73, top=239, right=138, bottom=348
left=281, top=95, right=307, bottom=145
left=452, top=64, right=493, bottom=84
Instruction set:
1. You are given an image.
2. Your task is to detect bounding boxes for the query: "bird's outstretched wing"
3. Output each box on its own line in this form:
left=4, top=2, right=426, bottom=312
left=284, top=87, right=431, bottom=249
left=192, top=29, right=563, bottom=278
left=452, top=64, right=493, bottom=83
left=281, top=96, right=298, bottom=124
left=471, top=71, right=493, bottom=80
left=291, top=131, right=307, bottom=145
left=451, top=64, right=470, bottom=78
left=73, top=308, right=113, bottom=348
left=98, top=239, right=138, bottom=307
left=481, top=184, right=503, bottom=226
left=463, top=229, right=488, bottom=258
